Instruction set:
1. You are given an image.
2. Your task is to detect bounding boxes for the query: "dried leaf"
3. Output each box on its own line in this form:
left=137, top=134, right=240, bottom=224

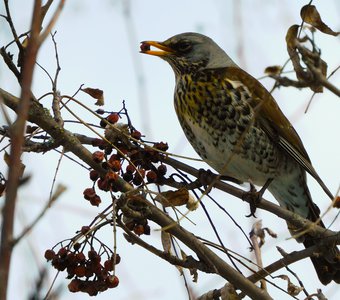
left=264, top=65, right=282, bottom=76
left=161, top=231, right=171, bottom=254
left=81, top=87, right=104, bottom=106
left=263, top=227, right=278, bottom=238
left=301, top=5, right=339, bottom=36
left=287, top=281, right=303, bottom=296
left=156, top=188, right=189, bottom=207
left=186, top=193, right=199, bottom=211
left=285, top=25, right=299, bottom=50
left=189, top=267, right=198, bottom=283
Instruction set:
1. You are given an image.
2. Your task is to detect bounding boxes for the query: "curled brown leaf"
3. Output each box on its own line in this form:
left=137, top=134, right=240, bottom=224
left=301, top=5, right=339, bottom=36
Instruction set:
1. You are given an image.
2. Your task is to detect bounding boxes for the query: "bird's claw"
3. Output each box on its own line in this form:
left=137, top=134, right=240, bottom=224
left=243, top=178, right=273, bottom=218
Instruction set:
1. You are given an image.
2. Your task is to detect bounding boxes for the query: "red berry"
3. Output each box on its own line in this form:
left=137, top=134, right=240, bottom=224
left=146, top=170, right=157, bottom=183
left=97, top=178, right=110, bottom=191
left=92, top=151, right=105, bottom=163
left=81, top=226, right=91, bottom=234
left=44, top=249, right=56, bottom=261
left=157, top=164, right=167, bottom=176
left=74, top=265, right=87, bottom=277
left=126, top=164, right=135, bottom=173
left=83, top=188, right=96, bottom=200
left=106, top=275, right=119, bottom=288
left=104, top=259, right=113, bottom=272
left=75, top=252, right=86, bottom=263
left=58, top=247, right=68, bottom=258
left=88, top=250, right=98, bottom=260
left=90, top=195, right=101, bottom=206
left=68, top=278, right=81, bottom=292
left=89, top=170, right=99, bottom=181
left=107, top=113, right=119, bottom=124
left=105, top=171, right=118, bottom=183
left=134, top=224, right=145, bottom=235
left=109, top=160, right=121, bottom=172
left=131, top=130, right=142, bottom=140
left=154, top=142, right=169, bottom=151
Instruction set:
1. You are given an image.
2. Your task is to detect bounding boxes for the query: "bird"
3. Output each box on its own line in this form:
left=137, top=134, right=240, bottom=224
left=140, top=32, right=339, bottom=285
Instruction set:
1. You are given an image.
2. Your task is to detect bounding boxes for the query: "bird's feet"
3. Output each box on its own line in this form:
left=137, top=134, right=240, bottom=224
left=243, top=178, right=273, bottom=218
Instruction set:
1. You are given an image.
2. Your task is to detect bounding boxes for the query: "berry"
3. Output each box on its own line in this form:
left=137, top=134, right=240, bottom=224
left=126, top=164, right=135, bottom=173
left=106, top=275, right=119, bottom=288
left=131, top=130, right=142, bottom=140
left=109, top=160, right=121, bottom=172
left=90, top=195, right=101, bottom=206
left=83, top=188, right=96, bottom=200
left=89, top=170, right=99, bottom=181
left=107, top=113, right=119, bottom=124
left=81, top=226, right=91, bottom=235
left=134, top=224, right=145, bottom=235
left=154, top=141, right=169, bottom=151
left=122, top=172, right=133, bottom=182
left=146, top=170, right=157, bottom=183
left=92, top=151, right=105, bottom=163
left=157, top=164, right=167, bottom=176
left=44, top=249, right=56, bottom=261
left=68, top=278, right=81, bottom=292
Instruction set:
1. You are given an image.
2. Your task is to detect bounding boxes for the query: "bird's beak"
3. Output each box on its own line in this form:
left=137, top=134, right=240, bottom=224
left=140, top=41, right=174, bottom=56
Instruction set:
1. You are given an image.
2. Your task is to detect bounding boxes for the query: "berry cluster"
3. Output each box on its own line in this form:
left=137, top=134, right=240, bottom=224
left=45, top=235, right=121, bottom=296
left=83, top=110, right=169, bottom=208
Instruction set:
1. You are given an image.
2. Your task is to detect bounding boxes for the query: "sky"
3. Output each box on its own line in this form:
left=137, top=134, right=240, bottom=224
left=0, top=1, right=340, bottom=299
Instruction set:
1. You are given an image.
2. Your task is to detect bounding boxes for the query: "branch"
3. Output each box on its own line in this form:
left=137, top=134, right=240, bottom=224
left=0, top=1, right=41, bottom=297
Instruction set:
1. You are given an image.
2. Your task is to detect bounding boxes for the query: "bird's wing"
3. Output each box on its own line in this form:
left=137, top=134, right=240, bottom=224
left=219, top=67, right=333, bottom=200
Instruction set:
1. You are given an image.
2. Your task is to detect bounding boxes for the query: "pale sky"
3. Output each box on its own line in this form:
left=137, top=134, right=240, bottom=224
left=0, top=1, right=339, bottom=299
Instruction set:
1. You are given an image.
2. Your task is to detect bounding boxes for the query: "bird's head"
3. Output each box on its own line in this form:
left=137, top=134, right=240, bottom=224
left=140, top=32, right=237, bottom=76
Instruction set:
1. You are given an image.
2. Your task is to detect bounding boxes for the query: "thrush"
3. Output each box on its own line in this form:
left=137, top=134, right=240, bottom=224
left=140, top=32, right=339, bottom=285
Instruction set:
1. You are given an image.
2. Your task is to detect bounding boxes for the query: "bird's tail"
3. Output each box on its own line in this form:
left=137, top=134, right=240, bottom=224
left=270, top=178, right=340, bottom=285
left=301, top=201, right=340, bottom=285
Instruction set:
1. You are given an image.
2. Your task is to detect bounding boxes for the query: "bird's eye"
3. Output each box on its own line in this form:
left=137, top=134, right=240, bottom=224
left=176, top=41, right=192, bottom=52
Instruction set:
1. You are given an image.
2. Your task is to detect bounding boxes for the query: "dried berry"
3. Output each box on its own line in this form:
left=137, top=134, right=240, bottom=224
left=58, top=247, right=68, bottom=258
left=68, top=278, right=81, bottom=293
left=97, top=178, right=110, bottom=191
left=92, top=151, right=105, bottom=163
left=89, top=170, right=99, bottom=181
left=146, top=170, right=157, bottom=183
left=83, top=188, right=96, bottom=200
left=134, top=224, right=145, bottom=235
left=81, top=226, right=91, bottom=235
left=126, top=164, right=135, bottom=173
left=90, top=195, right=101, bottom=206
left=105, top=171, right=118, bottom=183
left=157, top=164, right=167, bottom=176
left=75, top=252, right=86, bottom=263
left=154, top=142, right=169, bottom=151
left=106, top=275, right=119, bottom=288
left=44, top=249, right=56, bottom=261
left=131, top=130, right=142, bottom=140
left=107, top=113, right=119, bottom=124
left=122, top=172, right=133, bottom=182
left=74, top=265, right=87, bottom=277
left=109, top=160, right=121, bottom=172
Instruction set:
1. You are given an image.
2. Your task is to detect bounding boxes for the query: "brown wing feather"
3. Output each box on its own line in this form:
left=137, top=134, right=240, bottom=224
left=220, top=67, right=333, bottom=199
